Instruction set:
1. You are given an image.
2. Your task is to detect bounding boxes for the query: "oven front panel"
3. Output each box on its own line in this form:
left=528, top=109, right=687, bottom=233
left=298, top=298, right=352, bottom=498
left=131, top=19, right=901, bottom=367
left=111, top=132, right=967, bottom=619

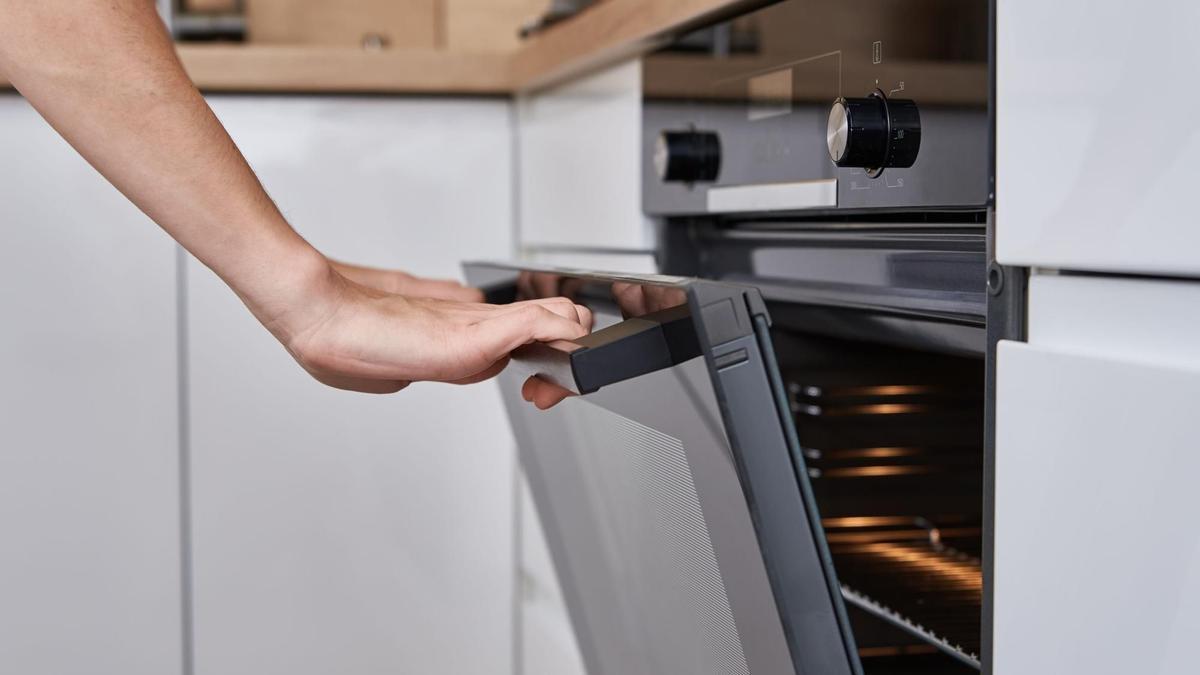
left=643, top=0, right=989, bottom=216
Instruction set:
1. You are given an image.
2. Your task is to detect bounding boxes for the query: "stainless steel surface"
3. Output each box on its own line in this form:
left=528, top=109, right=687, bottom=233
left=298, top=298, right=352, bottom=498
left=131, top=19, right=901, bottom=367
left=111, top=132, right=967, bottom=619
left=660, top=225, right=989, bottom=340
left=707, top=180, right=837, bottom=212
left=827, top=99, right=849, bottom=163
left=172, top=13, right=246, bottom=38
left=654, top=132, right=670, bottom=180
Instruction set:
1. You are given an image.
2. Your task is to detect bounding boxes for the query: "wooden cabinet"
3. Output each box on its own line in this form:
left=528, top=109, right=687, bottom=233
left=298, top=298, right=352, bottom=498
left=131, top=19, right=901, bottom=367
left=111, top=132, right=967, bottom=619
left=445, top=0, right=546, bottom=52
left=245, top=0, right=439, bottom=48
left=242, top=0, right=545, bottom=51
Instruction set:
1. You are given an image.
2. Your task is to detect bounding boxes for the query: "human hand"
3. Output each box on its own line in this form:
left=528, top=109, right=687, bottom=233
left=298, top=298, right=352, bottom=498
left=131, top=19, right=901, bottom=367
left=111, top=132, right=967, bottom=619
left=515, top=271, right=589, bottom=410
left=329, top=259, right=484, bottom=302
left=519, top=280, right=690, bottom=410
left=262, top=260, right=592, bottom=396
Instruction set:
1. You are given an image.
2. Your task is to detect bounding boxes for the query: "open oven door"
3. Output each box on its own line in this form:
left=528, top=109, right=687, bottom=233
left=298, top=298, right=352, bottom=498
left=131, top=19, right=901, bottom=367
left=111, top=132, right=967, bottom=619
left=464, top=262, right=862, bottom=675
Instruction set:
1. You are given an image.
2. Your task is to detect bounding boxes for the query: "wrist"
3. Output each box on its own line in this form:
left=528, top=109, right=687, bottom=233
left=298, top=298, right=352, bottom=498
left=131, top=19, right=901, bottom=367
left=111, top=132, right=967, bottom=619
left=234, top=237, right=343, bottom=346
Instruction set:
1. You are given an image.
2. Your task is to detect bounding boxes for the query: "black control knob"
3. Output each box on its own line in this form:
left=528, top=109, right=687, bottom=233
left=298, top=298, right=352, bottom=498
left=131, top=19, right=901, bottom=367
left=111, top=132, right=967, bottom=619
left=654, top=130, right=721, bottom=183
left=826, top=92, right=921, bottom=177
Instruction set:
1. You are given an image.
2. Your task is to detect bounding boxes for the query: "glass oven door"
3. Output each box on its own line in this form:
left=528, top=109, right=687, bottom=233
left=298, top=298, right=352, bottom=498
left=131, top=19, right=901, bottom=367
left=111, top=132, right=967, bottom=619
left=464, top=263, right=860, bottom=675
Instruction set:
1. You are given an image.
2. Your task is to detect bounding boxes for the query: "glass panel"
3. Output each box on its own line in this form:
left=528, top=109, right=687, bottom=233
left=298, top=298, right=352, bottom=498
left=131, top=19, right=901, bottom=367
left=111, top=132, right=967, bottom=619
left=511, top=269, right=690, bottom=328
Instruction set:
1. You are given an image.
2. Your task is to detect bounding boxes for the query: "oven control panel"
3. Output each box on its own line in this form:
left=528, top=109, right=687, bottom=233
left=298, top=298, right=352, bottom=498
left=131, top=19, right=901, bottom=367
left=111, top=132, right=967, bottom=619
left=642, top=0, right=989, bottom=216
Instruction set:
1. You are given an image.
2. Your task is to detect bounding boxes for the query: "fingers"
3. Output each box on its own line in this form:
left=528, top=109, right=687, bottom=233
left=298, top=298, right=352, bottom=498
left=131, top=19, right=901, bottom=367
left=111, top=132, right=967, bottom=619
left=521, top=376, right=575, bottom=410
left=331, top=259, right=483, bottom=303
left=498, top=296, right=590, bottom=328
left=405, top=278, right=485, bottom=303
left=473, top=304, right=590, bottom=360
left=576, top=303, right=594, bottom=331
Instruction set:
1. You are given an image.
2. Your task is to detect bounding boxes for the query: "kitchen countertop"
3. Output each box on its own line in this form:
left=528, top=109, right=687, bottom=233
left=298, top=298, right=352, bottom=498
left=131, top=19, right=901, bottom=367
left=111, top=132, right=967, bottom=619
left=0, top=0, right=752, bottom=95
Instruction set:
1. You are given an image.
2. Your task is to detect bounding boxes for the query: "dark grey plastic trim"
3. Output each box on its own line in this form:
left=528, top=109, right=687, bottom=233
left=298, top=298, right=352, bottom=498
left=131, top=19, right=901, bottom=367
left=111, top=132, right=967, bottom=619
left=689, top=280, right=859, bottom=675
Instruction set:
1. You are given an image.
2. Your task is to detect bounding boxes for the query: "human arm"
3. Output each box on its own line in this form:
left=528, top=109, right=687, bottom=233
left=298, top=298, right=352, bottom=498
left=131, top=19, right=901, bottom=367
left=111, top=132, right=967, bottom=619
left=0, top=0, right=588, bottom=395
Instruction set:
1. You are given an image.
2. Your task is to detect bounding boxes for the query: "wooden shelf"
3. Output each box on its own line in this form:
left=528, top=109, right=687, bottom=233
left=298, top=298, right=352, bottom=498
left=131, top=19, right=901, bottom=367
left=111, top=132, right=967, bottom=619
left=175, top=44, right=510, bottom=94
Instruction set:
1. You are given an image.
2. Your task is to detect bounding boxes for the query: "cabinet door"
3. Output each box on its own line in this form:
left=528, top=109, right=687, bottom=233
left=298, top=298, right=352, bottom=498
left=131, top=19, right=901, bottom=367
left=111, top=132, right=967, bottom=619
left=516, top=60, right=654, bottom=252
left=994, top=275, right=1200, bottom=674
left=0, top=96, right=183, bottom=674
left=996, top=0, right=1200, bottom=276
left=188, top=97, right=516, bottom=675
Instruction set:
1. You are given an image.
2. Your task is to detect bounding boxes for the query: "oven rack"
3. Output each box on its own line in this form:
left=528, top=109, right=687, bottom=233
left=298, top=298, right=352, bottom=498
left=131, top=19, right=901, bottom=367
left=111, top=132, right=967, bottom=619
left=841, top=584, right=981, bottom=669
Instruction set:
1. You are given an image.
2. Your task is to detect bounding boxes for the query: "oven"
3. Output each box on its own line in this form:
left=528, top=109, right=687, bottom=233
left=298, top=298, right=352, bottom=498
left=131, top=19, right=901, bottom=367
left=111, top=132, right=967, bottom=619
left=469, top=0, right=1004, bottom=673
left=467, top=257, right=991, bottom=675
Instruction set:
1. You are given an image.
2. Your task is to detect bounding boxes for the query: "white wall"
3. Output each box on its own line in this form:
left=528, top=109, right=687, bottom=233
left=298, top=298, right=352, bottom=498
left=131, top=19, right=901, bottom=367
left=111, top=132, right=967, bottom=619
left=0, top=95, right=184, bottom=675
left=187, top=96, right=517, bottom=675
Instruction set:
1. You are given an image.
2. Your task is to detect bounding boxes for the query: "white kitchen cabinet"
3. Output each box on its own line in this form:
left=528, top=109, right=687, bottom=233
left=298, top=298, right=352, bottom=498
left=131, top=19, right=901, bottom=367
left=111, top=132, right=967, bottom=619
left=517, top=476, right=587, bottom=675
left=994, top=274, right=1200, bottom=675
left=516, top=60, right=654, bottom=253
left=0, top=96, right=184, bottom=674
left=996, top=0, right=1200, bottom=276
left=187, top=97, right=516, bottom=675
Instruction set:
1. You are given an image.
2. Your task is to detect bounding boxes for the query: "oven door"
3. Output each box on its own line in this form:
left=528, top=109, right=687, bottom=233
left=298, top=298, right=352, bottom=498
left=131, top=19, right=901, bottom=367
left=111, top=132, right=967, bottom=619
left=464, top=263, right=860, bottom=675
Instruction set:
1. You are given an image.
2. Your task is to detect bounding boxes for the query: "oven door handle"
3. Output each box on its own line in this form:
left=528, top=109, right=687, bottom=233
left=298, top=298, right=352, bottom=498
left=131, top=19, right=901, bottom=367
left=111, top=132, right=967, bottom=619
left=508, top=303, right=701, bottom=395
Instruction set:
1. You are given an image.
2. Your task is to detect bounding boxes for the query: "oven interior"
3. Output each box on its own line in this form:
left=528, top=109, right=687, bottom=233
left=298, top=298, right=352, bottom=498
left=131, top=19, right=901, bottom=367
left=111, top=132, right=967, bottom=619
left=774, top=329, right=983, bottom=673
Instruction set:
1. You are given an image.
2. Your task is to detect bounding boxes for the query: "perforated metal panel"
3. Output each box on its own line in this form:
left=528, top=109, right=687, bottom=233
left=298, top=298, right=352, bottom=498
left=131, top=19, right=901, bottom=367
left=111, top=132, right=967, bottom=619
left=566, top=404, right=750, bottom=675
left=502, top=355, right=796, bottom=675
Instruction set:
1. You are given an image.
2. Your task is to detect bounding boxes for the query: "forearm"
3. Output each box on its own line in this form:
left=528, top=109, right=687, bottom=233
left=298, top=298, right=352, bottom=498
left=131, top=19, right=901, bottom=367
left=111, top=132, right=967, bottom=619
left=0, top=0, right=327, bottom=335
left=0, top=1, right=591, bottom=399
